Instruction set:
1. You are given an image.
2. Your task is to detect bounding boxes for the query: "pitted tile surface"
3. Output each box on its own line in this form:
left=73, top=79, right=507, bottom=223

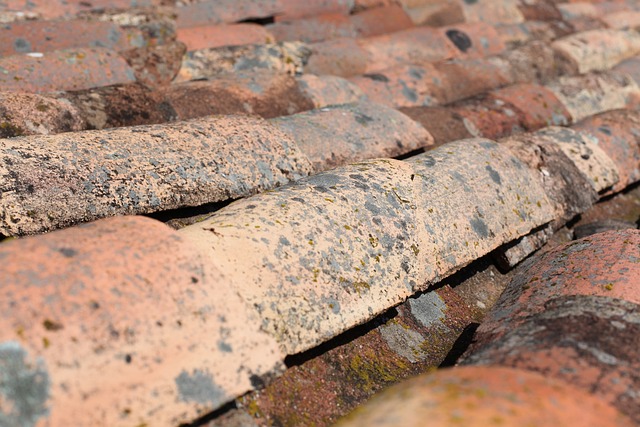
left=180, top=138, right=553, bottom=354
left=0, top=115, right=313, bottom=235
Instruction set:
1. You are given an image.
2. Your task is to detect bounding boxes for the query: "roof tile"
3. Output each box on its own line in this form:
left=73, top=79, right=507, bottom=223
left=471, top=229, right=640, bottom=348
left=269, top=101, right=433, bottom=171
left=0, top=48, right=136, bottom=93
left=0, top=115, right=312, bottom=235
left=551, top=29, right=640, bottom=74
left=0, top=215, right=283, bottom=426
left=334, top=366, right=633, bottom=426
left=464, top=294, right=640, bottom=422
left=119, top=41, right=186, bottom=87
left=176, top=0, right=282, bottom=28
left=572, top=109, right=640, bottom=192
left=179, top=138, right=553, bottom=354
left=177, top=23, right=275, bottom=51
left=175, top=41, right=310, bottom=82
left=489, top=83, right=571, bottom=129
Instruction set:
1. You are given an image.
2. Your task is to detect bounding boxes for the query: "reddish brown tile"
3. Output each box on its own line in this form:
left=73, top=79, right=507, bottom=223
left=0, top=48, right=136, bottom=93
left=572, top=109, right=640, bottom=192
left=177, top=24, right=274, bottom=51
left=439, top=22, right=506, bottom=58
left=464, top=295, right=640, bottom=423
left=120, top=41, right=186, bottom=87
left=268, top=13, right=356, bottom=43
left=0, top=92, right=85, bottom=137
left=351, top=4, right=414, bottom=37
left=402, top=0, right=465, bottom=26
left=398, top=106, right=474, bottom=145
left=449, top=96, right=527, bottom=140
left=0, top=20, right=142, bottom=56
left=472, top=229, right=640, bottom=349
left=296, top=74, right=366, bottom=108
left=163, top=70, right=315, bottom=119
left=176, top=0, right=282, bottom=28
left=275, top=0, right=353, bottom=22
left=489, top=83, right=571, bottom=130
left=435, top=58, right=512, bottom=104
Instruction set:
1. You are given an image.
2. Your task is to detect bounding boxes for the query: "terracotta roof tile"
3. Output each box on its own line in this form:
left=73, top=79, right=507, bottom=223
left=0, top=215, right=284, bottom=426
left=0, top=48, right=136, bottom=93
left=335, top=366, right=634, bottom=426
left=1, top=1, right=640, bottom=425
left=0, top=115, right=312, bottom=235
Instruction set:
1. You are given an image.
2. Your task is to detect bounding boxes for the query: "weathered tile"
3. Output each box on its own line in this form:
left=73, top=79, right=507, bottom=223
left=448, top=96, right=527, bottom=140
left=0, top=115, right=313, bottom=235
left=572, top=109, right=640, bottom=192
left=334, top=366, right=633, bottom=427
left=495, top=20, right=572, bottom=48
left=350, top=4, right=413, bottom=37
left=163, top=70, right=315, bottom=119
left=517, top=0, right=562, bottom=21
left=176, top=0, right=282, bottom=28
left=268, top=13, right=356, bottom=43
left=53, top=83, right=171, bottom=130
left=463, top=295, right=640, bottom=423
left=398, top=106, right=474, bottom=145
left=489, top=83, right=571, bottom=130
left=177, top=24, right=274, bottom=51
left=0, top=0, right=160, bottom=20
left=120, top=41, right=186, bottom=87
left=295, top=74, right=366, bottom=108
left=546, top=72, right=640, bottom=123
left=276, top=0, right=354, bottom=21
left=0, top=92, right=85, bottom=137
left=269, top=5, right=412, bottom=43
left=551, top=29, right=640, bottom=74
left=0, top=215, right=283, bottom=426
left=460, top=0, right=524, bottom=25
left=179, top=139, right=553, bottom=354
left=490, top=40, right=558, bottom=84
left=348, top=63, right=448, bottom=107
left=601, top=11, right=640, bottom=30
left=614, top=56, right=640, bottom=85
left=472, top=229, right=640, bottom=348
left=0, top=20, right=142, bottom=56
left=500, top=131, right=598, bottom=225
left=532, top=126, right=620, bottom=193
left=438, top=22, right=506, bottom=58
left=0, top=48, right=136, bottom=93
left=435, top=57, right=512, bottom=104
left=401, top=0, right=465, bottom=26
left=175, top=42, right=310, bottom=82
left=303, top=37, right=371, bottom=76
left=493, top=224, right=554, bottom=269
left=270, top=101, right=433, bottom=171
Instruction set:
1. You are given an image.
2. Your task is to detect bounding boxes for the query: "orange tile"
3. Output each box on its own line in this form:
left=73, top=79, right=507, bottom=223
left=335, top=366, right=633, bottom=427
left=0, top=215, right=284, bottom=426
left=177, top=23, right=274, bottom=51
left=0, top=48, right=136, bottom=93
left=351, top=4, right=414, bottom=37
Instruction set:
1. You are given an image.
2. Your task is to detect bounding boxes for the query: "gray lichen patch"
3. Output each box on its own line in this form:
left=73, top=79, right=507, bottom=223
left=0, top=342, right=49, bottom=427
left=176, top=369, right=227, bottom=407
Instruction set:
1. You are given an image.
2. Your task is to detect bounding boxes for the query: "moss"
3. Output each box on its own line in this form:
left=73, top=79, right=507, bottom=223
left=245, top=399, right=264, bottom=418
left=604, top=283, right=614, bottom=291
left=0, top=121, right=25, bottom=137
left=347, top=348, right=410, bottom=394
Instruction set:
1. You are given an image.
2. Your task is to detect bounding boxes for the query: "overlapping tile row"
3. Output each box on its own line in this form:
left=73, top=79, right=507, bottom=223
left=350, top=28, right=640, bottom=108
left=0, top=100, right=431, bottom=235
left=2, top=102, right=640, bottom=424
left=0, top=66, right=638, bottom=235
left=334, top=229, right=640, bottom=426
left=0, top=70, right=366, bottom=136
